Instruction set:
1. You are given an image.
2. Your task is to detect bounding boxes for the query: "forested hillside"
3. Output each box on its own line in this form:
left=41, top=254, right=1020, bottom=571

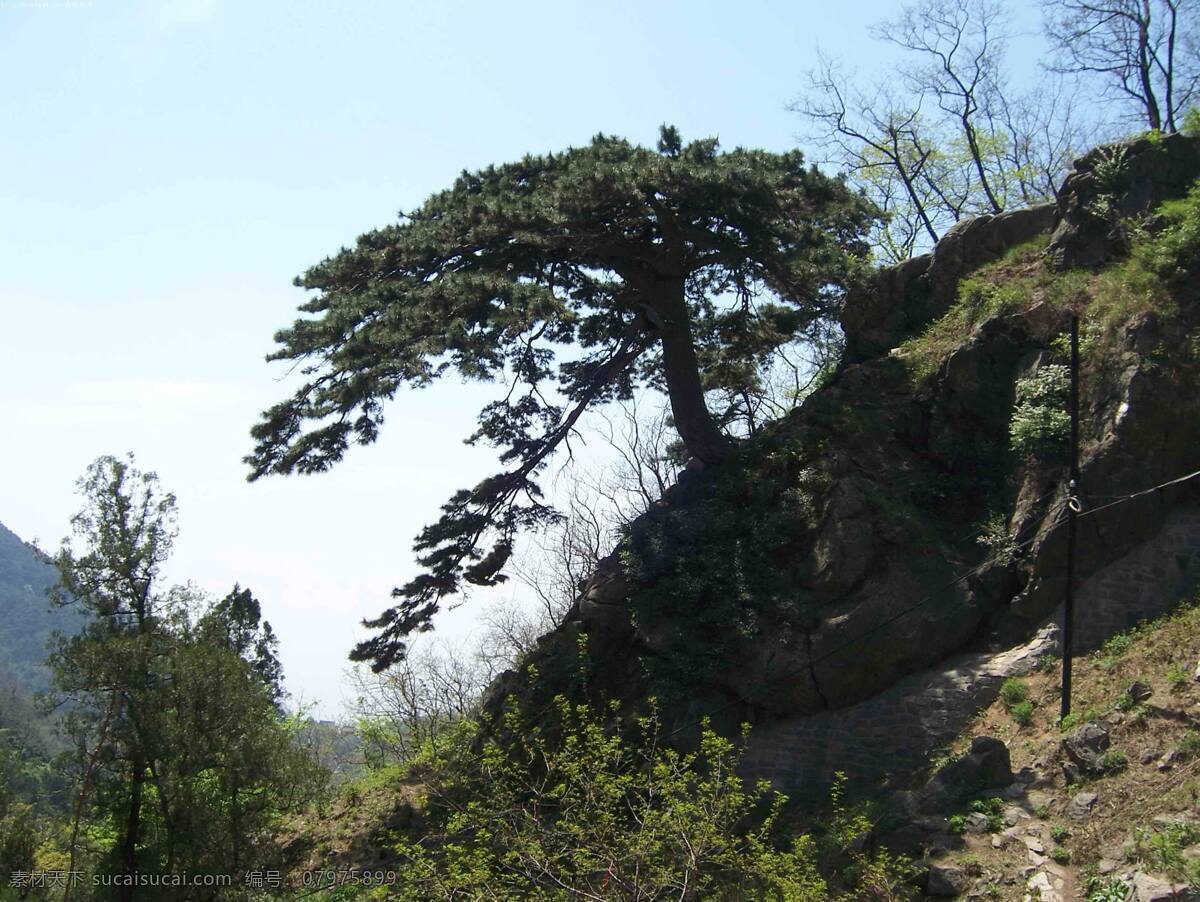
left=0, top=521, right=84, bottom=696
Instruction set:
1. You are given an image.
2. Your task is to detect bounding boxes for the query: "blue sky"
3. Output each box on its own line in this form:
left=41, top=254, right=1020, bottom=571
left=0, top=0, right=1050, bottom=717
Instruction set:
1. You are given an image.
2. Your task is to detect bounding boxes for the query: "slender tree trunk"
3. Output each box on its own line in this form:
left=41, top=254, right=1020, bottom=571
left=889, top=131, right=940, bottom=245
left=963, top=117, right=1003, bottom=214
left=648, top=276, right=730, bottom=464
left=1164, top=1, right=1178, bottom=132
left=118, top=756, right=144, bottom=902
left=1138, top=2, right=1163, bottom=131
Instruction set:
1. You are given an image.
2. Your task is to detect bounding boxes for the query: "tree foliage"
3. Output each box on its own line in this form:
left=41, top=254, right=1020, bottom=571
left=247, top=128, right=877, bottom=671
left=390, top=695, right=831, bottom=900
left=48, top=455, right=325, bottom=893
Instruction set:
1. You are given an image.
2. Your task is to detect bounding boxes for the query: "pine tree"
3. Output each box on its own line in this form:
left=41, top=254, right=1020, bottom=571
left=247, top=127, right=877, bottom=671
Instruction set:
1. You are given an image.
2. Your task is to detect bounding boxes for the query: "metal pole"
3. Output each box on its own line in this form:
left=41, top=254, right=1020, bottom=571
left=1061, top=313, right=1080, bottom=721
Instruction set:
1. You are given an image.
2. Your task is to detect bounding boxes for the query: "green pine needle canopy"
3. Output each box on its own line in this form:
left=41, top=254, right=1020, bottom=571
left=247, top=126, right=878, bottom=671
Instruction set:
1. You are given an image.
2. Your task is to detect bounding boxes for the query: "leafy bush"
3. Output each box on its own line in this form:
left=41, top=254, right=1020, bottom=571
left=977, top=513, right=1019, bottom=565
left=1087, top=145, right=1132, bottom=221
left=1050, top=823, right=1070, bottom=842
left=970, top=797, right=1005, bottom=833
left=1000, top=677, right=1029, bottom=707
left=1133, top=821, right=1200, bottom=885
left=1086, top=875, right=1132, bottom=901
left=1130, top=181, right=1200, bottom=281
left=1102, top=632, right=1134, bottom=660
left=1100, top=750, right=1128, bottom=774
left=1185, top=107, right=1200, bottom=137
left=1168, top=664, right=1190, bottom=691
left=1010, top=365, right=1070, bottom=459
left=1010, top=700, right=1034, bottom=726
left=389, top=695, right=841, bottom=900
left=1051, top=846, right=1071, bottom=864
left=1177, top=731, right=1200, bottom=761
left=999, top=677, right=1034, bottom=725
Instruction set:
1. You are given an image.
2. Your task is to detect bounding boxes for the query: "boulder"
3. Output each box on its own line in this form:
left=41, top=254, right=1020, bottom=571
left=927, top=864, right=971, bottom=897
left=1132, top=871, right=1197, bottom=901
left=919, top=737, right=1012, bottom=812
left=841, top=203, right=1055, bottom=362
left=1062, top=723, right=1111, bottom=776
left=1067, top=791, right=1099, bottom=820
left=1047, top=133, right=1200, bottom=270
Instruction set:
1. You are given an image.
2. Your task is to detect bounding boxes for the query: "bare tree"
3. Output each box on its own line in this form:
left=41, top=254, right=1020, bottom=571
left=981, top=75, right=1099, bottom=206
left=795, top=0, right=1093, bottom=261
left=875, top=0, right=1008, bottom=214
left=350, top=397, right=686, bottom=767
left=793, top=54, right=948, bottom=260
left=349, top=638, right=495, bottom=765
left=1042, top=0, right=1199, bottom=133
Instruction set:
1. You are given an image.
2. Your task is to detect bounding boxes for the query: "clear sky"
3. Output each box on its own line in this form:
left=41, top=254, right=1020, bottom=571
left=0, top=0, right=1049, bottom=718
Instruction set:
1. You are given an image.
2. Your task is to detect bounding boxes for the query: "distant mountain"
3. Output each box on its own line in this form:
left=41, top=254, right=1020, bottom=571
left=0, top=520, right=85, bottom=697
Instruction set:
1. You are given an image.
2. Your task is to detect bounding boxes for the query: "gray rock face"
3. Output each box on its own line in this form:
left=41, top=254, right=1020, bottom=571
left=1048, top=133, right=1200, bottom=270
left=487, top=134, right=1200, bottom=810
left=926, top=864, right=971, bottom=897
left=1131, top=871, right=1197, bottom=901
left=919, top=736, right=1013, bottom=812
left=1067, top=791, right=1099, bottom=820
left=841, top=203, right=1056, bottom=363
left=1063, top=723, right=1111, bottom=776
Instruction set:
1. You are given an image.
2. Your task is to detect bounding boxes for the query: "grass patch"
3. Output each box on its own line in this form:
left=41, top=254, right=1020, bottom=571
left=894, top=239, right=1064, bottom=383
left=999, top=677, right=1035, bottom=726
left=893, top=176, right=1200, bottom=392
left=1100, top=750, right=1128, bottom=774
left=1177, top=731, right=1200, bottom=761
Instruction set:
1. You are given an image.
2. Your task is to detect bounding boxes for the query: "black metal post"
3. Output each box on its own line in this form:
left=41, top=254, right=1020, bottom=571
left=1062, top=313, right=1080, bottom=721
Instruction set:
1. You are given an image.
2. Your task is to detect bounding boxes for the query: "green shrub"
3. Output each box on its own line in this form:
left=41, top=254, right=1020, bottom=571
left=1177, top=731, right=1200, bottom=761
left=1001, top=679, right=1034, bottom=725
left=977, top=512, right=1020, bottom=565
left=1086, top=875, right=1132, bottom=901
left=1100, top=750, right=1128, bottom=774
left=1050, top=823, right=1070, bottom=842
left=948, top=814, right=967, bottom=835
left=387, top=695, right=850, bottom=900
left=1131, top=181, right=1200, bottom=280
left=1010, top=700, right=1034, bottom=726
left=1000, top=677, right=1029, bottom=707
left=1168, top=665, right=1190, bottom=691
left=970, top=797, right=1005, bottom=832
left=1134, top=821, right=1200, bottom=885
left=1102, top=632, right=1133, bottom=660
left=1051, top=846, right=1072, bottom=864
left=1010, top=366, right=1070, bottom=459
left=1185, top=107, right=1200, bottom=137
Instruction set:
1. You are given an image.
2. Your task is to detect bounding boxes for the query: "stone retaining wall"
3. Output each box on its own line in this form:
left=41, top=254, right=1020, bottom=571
left=740, top=507, right=1200, bottom=801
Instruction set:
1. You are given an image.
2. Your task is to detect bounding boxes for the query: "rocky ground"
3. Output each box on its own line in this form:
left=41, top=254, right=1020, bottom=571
left=883, top=595, right=1200, bottom=900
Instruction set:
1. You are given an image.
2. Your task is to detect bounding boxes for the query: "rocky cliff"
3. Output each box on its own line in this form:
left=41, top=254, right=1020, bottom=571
left=487, top=134, right=1200, bottom=784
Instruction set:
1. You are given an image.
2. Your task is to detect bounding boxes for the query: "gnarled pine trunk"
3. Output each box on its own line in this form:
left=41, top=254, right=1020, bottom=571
left=649, top=275, right=729, bottom=465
